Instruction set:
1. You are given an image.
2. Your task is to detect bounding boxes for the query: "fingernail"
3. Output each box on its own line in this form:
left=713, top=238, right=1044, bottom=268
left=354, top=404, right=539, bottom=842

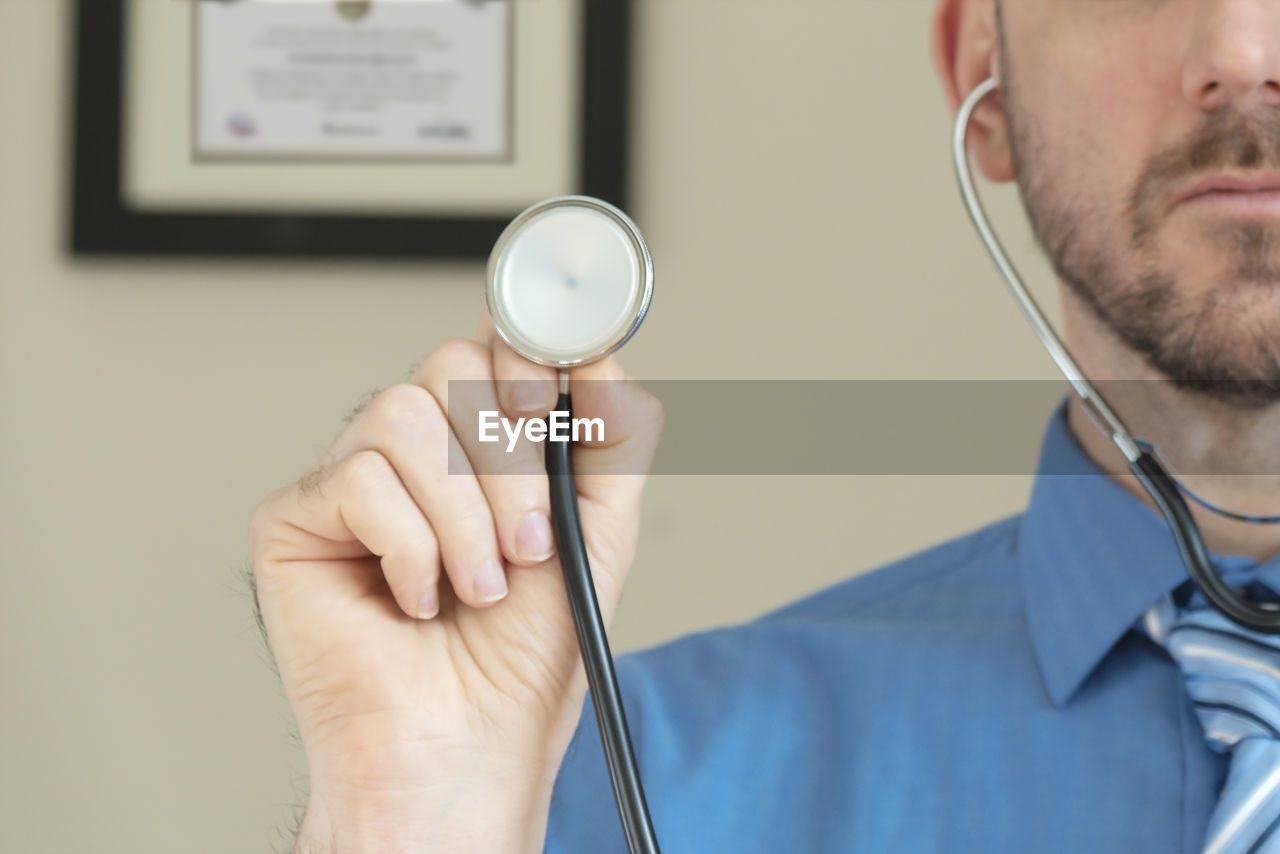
left=516, top=512, right=555, bottom=563
left=473, top=558, right=508, bottom=603
left=508, top=380, right=553, bottom=413
left=417, top=585, right=439, bottom=620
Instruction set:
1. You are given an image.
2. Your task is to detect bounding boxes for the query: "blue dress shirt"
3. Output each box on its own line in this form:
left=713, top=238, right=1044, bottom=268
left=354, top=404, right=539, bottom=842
left=542, top=398, right=1280, bottom=853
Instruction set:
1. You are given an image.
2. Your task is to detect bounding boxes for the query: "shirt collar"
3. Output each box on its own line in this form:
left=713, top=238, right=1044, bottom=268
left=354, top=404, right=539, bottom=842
left=1018, top=398, right=1280, bottom=708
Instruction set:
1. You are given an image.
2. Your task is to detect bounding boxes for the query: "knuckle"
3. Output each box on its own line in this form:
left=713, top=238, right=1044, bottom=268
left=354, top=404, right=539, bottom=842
left=387, top=536, right=439, bottom=580
left=369, top=383, right=445, bottom=442
left=247, top=490, right=297, bottom=576
left=416, top=337, right=488, bottom=383
left=408, top=530, right=440, bottom=564
left=247, top=494, right=278, bottom=562
left=447, top=500, right=497, bottom=541
left=341, top=449, right=396, bottom=495
left=499, top=476, right=550, bottom=518
left=641, top=389, right=665, bottom=430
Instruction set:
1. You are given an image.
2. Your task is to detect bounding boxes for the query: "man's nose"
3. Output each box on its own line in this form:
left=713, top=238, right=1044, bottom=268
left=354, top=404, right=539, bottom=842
left=1182, top=0, right=1280, bottom=112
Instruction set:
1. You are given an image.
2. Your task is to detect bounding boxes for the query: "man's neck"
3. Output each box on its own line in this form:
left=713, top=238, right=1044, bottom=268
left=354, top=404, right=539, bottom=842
left=1061, top=289, right=1280, bottom=562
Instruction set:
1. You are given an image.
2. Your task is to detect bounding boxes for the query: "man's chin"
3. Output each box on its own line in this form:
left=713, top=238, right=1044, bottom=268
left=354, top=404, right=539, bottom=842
left=1159, top=310, right=1280, bottom=409
left=1104, top=277, right=1280, bottom=410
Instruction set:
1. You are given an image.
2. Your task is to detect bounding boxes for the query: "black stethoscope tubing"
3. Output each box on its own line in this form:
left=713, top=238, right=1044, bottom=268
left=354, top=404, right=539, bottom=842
left=545, top=386, right=662, bottom=853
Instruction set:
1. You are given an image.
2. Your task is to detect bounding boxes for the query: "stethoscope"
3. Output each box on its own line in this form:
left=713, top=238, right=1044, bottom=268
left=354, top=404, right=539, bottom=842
left=481, top=77, right=1280, bottom=854
left=953, top=76, right=1280, bottom=632
left=485, top=195, right=662, bottom=854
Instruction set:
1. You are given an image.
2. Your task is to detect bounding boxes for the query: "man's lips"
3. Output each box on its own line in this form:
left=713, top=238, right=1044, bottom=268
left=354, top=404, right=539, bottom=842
left=1169, top=172, right=1280, bottom=215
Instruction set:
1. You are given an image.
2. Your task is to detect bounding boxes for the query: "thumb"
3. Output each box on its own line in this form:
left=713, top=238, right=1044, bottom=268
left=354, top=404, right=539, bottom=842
left=553, top=357, right=662, bottom=622
left=564, top=357, right=664, bottom=494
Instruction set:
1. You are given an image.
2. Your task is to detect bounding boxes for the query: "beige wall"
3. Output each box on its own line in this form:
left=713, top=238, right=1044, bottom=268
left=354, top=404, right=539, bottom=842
left=0, top=1, right=1065, bottom=851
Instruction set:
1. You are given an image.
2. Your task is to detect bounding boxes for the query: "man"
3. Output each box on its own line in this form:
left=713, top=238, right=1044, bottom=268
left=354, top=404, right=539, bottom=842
left=247, top=0, right=1280, bottom=851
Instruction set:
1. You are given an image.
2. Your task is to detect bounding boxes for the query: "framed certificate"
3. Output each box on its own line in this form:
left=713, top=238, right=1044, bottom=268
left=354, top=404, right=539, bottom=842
left=71, top=0, right=632, bottom=259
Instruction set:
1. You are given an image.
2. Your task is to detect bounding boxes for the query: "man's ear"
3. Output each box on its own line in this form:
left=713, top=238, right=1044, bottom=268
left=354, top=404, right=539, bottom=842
left=930, top=0, right=1014, bottom=183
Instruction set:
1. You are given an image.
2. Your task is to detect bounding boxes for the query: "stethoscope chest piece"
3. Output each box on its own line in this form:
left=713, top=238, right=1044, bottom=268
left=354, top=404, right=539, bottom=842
left=487, top=195, right=653, bottom=369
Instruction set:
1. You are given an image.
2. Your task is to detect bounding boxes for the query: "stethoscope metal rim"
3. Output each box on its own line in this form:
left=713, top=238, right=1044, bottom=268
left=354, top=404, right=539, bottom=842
left=485, top=195, right=655, bottom=369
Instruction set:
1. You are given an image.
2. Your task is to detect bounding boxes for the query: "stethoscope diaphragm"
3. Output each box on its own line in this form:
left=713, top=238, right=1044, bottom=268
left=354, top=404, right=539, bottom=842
left=486, top=195, right=653, bottom=369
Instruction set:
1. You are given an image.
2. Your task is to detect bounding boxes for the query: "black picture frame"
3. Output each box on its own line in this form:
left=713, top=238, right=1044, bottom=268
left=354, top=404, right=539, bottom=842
left=69, top=0, right=632, bottom=260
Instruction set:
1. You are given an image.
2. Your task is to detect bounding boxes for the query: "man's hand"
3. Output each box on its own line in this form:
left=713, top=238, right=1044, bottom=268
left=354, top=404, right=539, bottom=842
left=248, top=316, right=663, bottom=853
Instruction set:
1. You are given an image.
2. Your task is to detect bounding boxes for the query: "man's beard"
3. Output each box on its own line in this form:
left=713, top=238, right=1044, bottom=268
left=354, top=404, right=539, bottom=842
left=997, top=36, right=1280, bottom=410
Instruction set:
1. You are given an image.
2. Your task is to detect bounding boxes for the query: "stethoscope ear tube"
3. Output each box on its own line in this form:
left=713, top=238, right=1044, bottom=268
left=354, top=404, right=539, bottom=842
left=545, top=390, right=663, bottom=854
left=1131, top=452, right=1280, bottom=633
left=953, top=76, right=1280, bottom=634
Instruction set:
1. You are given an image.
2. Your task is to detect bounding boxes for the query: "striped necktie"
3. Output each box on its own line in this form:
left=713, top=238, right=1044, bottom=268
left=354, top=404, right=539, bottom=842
left=1143, top=596, right=1280, bottom=854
